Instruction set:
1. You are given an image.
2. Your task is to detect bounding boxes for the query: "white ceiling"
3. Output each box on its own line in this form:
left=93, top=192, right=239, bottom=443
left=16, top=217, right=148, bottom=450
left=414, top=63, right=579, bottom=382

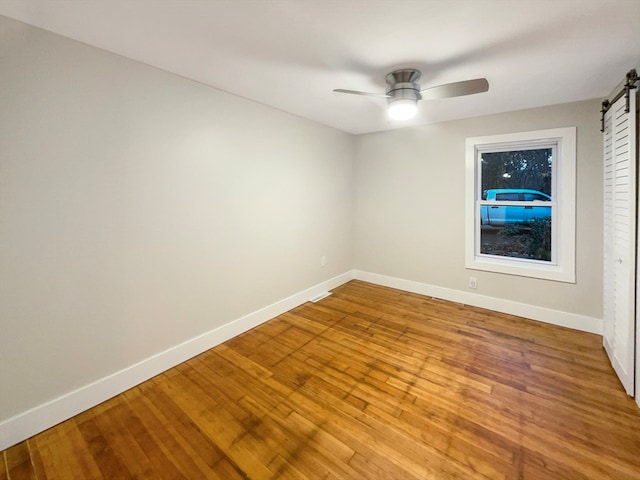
left=1, top=0, right=639, bottom=134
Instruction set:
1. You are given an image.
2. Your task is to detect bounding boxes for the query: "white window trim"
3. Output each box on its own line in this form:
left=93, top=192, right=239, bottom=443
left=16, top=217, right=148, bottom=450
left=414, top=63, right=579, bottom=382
left=465, top=127, right=576, bottom=283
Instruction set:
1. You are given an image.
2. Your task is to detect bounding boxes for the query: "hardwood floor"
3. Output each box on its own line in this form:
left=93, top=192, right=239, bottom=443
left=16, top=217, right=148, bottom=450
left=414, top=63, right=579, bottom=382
left=3, top=280, right=639, bottom=479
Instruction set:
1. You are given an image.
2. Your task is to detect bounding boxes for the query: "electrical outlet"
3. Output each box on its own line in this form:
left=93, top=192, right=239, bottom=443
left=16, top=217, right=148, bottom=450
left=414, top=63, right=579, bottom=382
left=320, top=255, right=327, bottom=267
left=468, top=277, right=478, bottom=289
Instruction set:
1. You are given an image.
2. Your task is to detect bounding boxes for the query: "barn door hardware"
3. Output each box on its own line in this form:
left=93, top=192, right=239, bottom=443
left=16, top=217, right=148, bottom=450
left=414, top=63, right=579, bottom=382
left=600, top=69, right=638, bottom=132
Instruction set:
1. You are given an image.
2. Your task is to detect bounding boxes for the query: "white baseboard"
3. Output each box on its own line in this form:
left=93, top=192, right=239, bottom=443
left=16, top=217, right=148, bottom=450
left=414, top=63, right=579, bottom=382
left=0, top=271, right=356, bottom=451
left=354, top=270, right=603, bottom=335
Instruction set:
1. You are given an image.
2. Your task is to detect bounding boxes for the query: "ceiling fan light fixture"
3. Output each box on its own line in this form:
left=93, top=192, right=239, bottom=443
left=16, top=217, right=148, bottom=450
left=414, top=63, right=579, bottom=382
left=386, top=77, right=421, bottom=121
left=388, top=98, right=418, bottom=121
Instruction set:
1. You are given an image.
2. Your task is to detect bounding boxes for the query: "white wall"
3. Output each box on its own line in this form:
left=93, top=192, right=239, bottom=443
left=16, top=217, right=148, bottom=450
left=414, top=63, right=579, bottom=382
left=354, top=99, right=603, bottom=326
left=0, top=17, right=354, bottom=426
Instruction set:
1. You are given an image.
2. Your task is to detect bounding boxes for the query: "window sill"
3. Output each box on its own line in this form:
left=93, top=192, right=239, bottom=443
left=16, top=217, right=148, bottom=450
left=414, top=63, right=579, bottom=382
left=466, top=254, right=575, bottom=283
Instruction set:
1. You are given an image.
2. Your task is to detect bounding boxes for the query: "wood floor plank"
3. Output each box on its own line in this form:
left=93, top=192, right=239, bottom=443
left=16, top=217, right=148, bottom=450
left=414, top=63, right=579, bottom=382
left=3, top=280, right=639, bottom=479
left=0, top=452, right=7, bottom=480
left=4, top=442, right=35, bottom=480
left=157, top=366, right=275, bottom=479
left=35, top=420, right=103, bottom=480
left=123, top=389, right=217, bottom=479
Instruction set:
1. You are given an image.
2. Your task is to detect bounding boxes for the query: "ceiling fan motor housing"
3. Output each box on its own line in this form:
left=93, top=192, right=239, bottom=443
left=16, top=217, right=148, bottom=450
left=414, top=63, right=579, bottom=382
left=385, top=69, right=422, bottom=105
left=385, top=68, right=421, bottom=85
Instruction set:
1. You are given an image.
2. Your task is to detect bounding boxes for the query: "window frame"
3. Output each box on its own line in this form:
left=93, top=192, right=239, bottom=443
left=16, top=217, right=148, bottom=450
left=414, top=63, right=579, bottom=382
left=465, top=127, right=576, bottom=283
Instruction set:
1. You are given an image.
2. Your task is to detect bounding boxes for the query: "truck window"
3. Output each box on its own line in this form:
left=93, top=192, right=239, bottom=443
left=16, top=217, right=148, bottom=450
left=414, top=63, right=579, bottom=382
left=495, top=193, right=521, bottom=201
left=523, top=193, right=550, bottom=201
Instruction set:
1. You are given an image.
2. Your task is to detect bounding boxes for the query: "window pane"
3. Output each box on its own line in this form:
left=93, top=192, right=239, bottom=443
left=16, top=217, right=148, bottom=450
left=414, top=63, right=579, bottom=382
left=479, top=148, right=553, bottom=263
left=481, top=148, right=552, bottom=196
left=480, top=218, right=552, bottom=261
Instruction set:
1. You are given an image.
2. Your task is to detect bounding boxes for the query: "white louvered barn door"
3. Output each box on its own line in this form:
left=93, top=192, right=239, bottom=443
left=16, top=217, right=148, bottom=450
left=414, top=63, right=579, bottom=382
left=603, top=88, right=637, bottom=396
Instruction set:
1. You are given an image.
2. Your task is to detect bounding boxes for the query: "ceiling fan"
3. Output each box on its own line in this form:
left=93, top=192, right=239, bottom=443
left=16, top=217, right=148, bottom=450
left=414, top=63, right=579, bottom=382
left=334, top=69, right=489, bottom=120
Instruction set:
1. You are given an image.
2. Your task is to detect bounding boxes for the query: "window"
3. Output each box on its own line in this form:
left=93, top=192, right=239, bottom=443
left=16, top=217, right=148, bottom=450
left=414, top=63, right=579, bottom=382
left=465, top=127, right=576, bottom=282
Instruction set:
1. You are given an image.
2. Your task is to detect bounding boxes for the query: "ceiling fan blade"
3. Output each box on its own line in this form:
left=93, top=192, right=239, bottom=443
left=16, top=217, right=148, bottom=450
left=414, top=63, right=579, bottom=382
left=420, top=78, right=489, bottom=100
left=333, top=89, right=390, bottom=98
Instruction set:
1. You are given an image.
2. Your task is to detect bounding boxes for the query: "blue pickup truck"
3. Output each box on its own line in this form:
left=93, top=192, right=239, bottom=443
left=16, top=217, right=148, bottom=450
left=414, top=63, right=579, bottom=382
left=480, top=189, right=551, bottom=227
